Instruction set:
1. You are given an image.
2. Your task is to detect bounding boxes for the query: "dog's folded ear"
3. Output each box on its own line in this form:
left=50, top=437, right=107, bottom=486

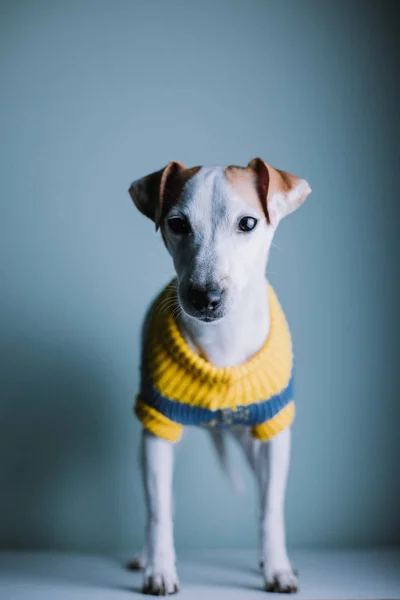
left=248, top=158, right=311, bottom=228
left=129, top=161, right=186, bottom=230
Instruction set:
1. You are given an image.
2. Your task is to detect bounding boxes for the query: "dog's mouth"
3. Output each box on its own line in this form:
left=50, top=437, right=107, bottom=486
left=188, top=312, right=224, bottom=323
left=178, top=301, right=226, bottom=323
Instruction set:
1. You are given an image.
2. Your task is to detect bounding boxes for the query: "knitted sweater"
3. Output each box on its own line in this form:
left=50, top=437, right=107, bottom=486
left=135, top=281, right=294, bottom=442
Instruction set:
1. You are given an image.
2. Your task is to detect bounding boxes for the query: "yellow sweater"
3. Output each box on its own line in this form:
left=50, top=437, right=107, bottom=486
left=135, top=281, right=294, bottom=442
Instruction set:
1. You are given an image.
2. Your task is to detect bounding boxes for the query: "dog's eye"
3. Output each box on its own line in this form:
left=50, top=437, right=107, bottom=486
left=238, top=216, right=258, bottom=232
left=167, top=216, right=190, bottom=234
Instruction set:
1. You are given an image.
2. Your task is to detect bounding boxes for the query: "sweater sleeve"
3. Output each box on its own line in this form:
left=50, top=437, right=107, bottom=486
left=135, top=395, right=183, bottom=442
left=251, top=401, right=295, bottom=441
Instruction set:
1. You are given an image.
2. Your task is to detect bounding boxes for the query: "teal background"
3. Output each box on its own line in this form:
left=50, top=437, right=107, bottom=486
left=1, top=0, right=399, bottom=554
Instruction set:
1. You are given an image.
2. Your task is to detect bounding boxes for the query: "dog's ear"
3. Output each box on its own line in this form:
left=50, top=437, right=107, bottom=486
left=129, top=161, right=186, bottom=230
left=248, top=158, right=311, bottom=227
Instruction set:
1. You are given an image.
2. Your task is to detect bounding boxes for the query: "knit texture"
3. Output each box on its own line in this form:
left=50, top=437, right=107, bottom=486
left=135, top=280, right=294, bottom=442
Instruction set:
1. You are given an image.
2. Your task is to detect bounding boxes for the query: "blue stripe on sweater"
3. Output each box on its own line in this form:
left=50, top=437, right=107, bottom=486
left=140, top=373, right=294, bottom=428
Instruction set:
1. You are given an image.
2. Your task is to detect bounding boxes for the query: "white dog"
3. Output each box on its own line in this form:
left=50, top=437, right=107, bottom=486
left=128, top=159, right=311, bottom=595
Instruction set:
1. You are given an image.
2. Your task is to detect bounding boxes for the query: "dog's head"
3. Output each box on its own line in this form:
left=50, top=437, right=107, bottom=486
left=129, top=160, right=311, bottom=323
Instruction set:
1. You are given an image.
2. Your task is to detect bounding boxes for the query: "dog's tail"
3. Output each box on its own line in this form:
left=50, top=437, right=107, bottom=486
left=208, top=430, right=245, bottom=494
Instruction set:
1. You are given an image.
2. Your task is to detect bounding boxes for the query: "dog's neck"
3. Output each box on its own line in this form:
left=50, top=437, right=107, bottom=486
left=177, top=273, right=270, bottom=368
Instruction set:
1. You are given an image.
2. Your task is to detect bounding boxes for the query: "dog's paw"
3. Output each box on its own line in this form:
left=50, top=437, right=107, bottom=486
left=142, top=566, right=180, bottom=596
left=127, top=552, right=147, bottom=571
left=260, top=561, right=298, bottom=576
left=264, top=569, right=298, bottom=594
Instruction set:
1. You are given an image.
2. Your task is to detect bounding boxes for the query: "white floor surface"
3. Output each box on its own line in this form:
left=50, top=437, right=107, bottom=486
left=0, top=549, right=399, bottom=599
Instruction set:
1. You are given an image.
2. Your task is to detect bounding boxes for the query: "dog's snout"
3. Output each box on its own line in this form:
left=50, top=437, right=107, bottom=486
left=188, top=286, right=223, bottom=313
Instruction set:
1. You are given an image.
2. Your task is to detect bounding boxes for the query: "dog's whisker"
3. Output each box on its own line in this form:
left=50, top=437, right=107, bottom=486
left=156, top=291, right=178, bottom=306
left=154, top=294, right=181, bottom=317
left=154, top=302, right=176, bottom=316
left=158, top=296, right=178, bottom=309
left=171, top=302, right=183, bottom=320
left=157, top=297, right=176, bottom=308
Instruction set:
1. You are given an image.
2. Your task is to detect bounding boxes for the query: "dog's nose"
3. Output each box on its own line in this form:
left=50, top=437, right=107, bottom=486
left=188, top=286, right=223, bottom=312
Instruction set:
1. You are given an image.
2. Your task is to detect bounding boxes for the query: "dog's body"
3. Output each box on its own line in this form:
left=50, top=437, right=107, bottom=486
left=128, top=161, right=311, bottom=595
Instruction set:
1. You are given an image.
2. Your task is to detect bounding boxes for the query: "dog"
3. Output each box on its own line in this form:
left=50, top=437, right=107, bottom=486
left=127, top=159, right=311, bottom=595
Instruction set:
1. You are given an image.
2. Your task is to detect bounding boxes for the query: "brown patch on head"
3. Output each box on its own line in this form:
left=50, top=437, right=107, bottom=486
left=225, top=159, right=311, bottom=228
left=247, top=158, right=271, bottom=223
left=129, top=162, right=200, bottom=230
left=224, top=166, right=268, bottom=220
left=161, top=165, right=200, bottom=224
left=247, top=158, right=311, bottom=226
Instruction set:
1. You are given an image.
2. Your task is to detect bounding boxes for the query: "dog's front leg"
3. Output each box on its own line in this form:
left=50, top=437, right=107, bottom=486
left=257, top=427, right=297, bottom=593
left=141, top=429, right=179, bottom=595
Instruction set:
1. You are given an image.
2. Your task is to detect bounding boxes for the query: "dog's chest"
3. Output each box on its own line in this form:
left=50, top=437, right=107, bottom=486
left=180, top=313, right=271, bottom=368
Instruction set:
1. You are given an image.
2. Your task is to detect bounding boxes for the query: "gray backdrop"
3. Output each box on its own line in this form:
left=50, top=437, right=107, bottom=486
left=1, top=0, right=399, bottom=555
